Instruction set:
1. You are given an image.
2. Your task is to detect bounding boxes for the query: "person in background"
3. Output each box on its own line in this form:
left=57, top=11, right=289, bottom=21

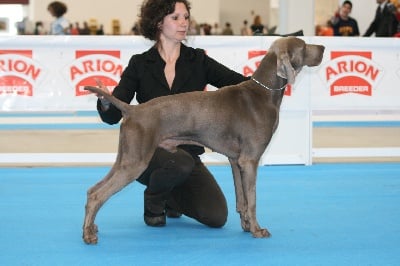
left=92, top=0, right=248, bottom=228
left=79, top=21, right=91, bottom=35
left=331, top=1, right=360, bottom=36
left=69, top=22, right=80, bottom=35
left=211, top=22, right=221, bottom=35
left=221, top=22, right=234, bottom=35
left=34, top=21, right=45, bottom=35
left=240, top=20, right=252, bottom=36
left=47, top=1, right=69, bottom=35
left=316, top=20, right=334, bottom=36
left=131, top=21, right=140, bottom=35
left=363, top=0, right=398, bottom=37
left=250, top=15, right=267, bottom=35
left=96, top=24, right=105, bottom=35
left=395, top=2, right=400, bottom=37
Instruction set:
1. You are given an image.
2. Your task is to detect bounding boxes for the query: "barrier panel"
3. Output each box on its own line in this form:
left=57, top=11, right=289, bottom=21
left=311, top=37, right=400, bottom=159
left=0, top=36, right=399, bottom=165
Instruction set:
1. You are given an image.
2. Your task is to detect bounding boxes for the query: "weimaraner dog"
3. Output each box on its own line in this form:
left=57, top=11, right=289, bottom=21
left=82, top=37, right=325, bottom=244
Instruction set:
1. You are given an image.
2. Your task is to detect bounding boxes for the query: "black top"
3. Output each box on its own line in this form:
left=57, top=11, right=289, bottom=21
left=364, top=3, right=398, bottom=37
left=332, top=16, right=360, bottom=36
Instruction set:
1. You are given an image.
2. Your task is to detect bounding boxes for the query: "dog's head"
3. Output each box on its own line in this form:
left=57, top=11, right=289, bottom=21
left=268, top=37, right=325, bottom=84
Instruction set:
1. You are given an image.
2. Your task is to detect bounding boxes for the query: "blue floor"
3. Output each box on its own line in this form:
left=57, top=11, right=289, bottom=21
left=1, top=163, right=399, bottom=266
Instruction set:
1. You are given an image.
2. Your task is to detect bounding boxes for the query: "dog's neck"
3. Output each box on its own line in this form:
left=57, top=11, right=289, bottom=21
left=251, top=77, right=286, bottom=92
left=251, top=52, right=288, bottom=107
left=252, top=52, right=287, bottom=87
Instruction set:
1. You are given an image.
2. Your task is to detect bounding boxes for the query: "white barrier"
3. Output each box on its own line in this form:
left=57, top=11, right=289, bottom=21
left=1, top=36, right=399, bottom=165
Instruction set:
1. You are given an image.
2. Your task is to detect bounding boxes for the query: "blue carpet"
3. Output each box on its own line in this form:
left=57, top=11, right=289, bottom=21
left=0, top=163, right=399, bottom=266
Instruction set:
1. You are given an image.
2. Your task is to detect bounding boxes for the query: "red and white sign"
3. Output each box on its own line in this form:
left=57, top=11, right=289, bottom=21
left=66, top=50, right=124, bottom=96
left=0, top=36, right=399, bottom=112
left=324, top=51, right=383, bottom=96
left=0, top=50, right=45, bottom=96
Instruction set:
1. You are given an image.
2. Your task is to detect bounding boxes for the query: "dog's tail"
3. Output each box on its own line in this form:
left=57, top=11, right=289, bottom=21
left=84, top=86, right=130, bottom=114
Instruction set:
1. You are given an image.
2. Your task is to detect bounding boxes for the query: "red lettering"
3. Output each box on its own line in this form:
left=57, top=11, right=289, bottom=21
left=70, top=59, right=123, bottom=80
left=326, top=66, right=337, bottom=81
left=243, top=66, right=254, bottom=77
left=326, top=59, right=379, bottom=81
left=70, top=66, right=83, bottom=80
left=0, top=59, right=41, bottom=80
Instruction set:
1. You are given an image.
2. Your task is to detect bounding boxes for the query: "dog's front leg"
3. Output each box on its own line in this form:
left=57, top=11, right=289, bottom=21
left=240, top=161, right=271, bottom=238
left=229, top=158, right=249, bottom=232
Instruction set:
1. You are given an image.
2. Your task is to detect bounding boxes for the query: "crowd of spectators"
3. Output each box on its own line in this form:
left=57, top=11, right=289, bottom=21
left=15, top=0, right=400, bottom=37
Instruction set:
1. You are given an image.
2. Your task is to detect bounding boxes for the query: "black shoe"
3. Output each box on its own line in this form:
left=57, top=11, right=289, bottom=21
left=143, top=189, right=168, bottom=227
left=166, top=207, right=182, bottom=218
left=144, top=212, right=166, bottom=227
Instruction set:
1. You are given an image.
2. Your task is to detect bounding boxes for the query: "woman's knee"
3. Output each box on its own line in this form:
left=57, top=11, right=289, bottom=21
left=196, top=201, right=228, bottom=228
left=200, top=212, right=228, bottom=228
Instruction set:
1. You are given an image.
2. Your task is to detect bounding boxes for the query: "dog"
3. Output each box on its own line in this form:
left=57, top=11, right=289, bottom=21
left=82, top=37, right=324, bottom=244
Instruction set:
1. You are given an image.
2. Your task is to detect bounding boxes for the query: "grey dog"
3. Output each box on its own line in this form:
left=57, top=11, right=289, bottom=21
left=82, top=37, right=325, bottom=244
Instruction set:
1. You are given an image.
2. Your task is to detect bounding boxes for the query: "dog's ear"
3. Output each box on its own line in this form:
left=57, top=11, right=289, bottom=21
left=277, top=52, right=296, bottom=84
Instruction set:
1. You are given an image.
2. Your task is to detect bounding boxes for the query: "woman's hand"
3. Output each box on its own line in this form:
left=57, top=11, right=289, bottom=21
left=94, top=78, right=111, bottom=99
left=94, top=78, right=112, bottom=110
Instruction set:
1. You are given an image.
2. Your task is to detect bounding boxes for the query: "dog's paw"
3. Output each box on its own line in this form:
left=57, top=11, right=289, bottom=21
left=83, top=224, right=99, bottom=244
left=251, top=228, right=271, bottom=238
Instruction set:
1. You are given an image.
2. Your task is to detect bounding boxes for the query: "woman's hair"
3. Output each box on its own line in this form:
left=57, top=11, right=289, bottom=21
left=48, top=1, right=67, bottom=18
left=253, top=15, right=262, bottom=26
left=139, top=0, right=191, bottom=41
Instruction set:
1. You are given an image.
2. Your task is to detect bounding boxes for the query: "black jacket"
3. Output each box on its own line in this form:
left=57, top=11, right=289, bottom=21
left=97, top=43, right=248, bottom=155
left=364, top=2, right=398, bottom=37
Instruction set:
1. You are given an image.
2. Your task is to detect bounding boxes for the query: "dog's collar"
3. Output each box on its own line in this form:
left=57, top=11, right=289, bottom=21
left=251, top=77, right=287, bottom=91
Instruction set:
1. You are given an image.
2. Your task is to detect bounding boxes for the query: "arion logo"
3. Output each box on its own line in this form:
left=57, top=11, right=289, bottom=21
left=66, top=50, right=124, bottom=96
left=322, top=51, right=383, bottom=96
left=0, top=50, right=44, bottom=96
left=242, top=50, right=291, bottom=96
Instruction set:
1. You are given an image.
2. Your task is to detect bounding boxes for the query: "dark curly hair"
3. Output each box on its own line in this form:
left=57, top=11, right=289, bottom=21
left=139, top=0, right=191, bottom=41
left=47, top=1, right=67, bottom=18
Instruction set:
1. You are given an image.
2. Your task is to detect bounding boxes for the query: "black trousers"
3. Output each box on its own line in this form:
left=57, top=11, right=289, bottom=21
left=137, top=147, right=228, bottom=227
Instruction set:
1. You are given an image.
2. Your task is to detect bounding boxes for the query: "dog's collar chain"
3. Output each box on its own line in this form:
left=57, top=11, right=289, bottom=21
left=251, top=77, right=287, bottom=91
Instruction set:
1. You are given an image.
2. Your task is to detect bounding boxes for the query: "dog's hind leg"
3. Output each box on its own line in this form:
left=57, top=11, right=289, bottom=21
left=82, top=131, right=154, bottom=245
left=239, top=158, right=271, bottom=238
left=83, top=122, right=159, bottom=244
left=82, top=158, right=149, bottom=244
left=229, top=158, right=249, bottom=232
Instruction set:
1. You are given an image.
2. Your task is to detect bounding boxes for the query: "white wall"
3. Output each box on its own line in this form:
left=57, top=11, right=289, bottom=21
left=219, top=0, right=270, bottom=35
left=279, top=0, right=315, bottom=35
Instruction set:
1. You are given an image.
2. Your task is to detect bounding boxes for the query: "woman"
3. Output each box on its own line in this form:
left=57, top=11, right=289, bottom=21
left=94, top=0, right=248, bottom=228
left=250, top=15, right=267, bottom=35
left=47, top=1, right=69, bottom=35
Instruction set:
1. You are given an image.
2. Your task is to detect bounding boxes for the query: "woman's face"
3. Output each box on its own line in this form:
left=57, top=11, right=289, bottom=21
left=159, top=2, right=190, bottom=43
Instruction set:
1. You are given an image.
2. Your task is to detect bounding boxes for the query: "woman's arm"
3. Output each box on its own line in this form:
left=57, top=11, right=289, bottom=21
left=97, top=56, right=140, bottom=125
left=202, top=50, right=249, bottom=88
